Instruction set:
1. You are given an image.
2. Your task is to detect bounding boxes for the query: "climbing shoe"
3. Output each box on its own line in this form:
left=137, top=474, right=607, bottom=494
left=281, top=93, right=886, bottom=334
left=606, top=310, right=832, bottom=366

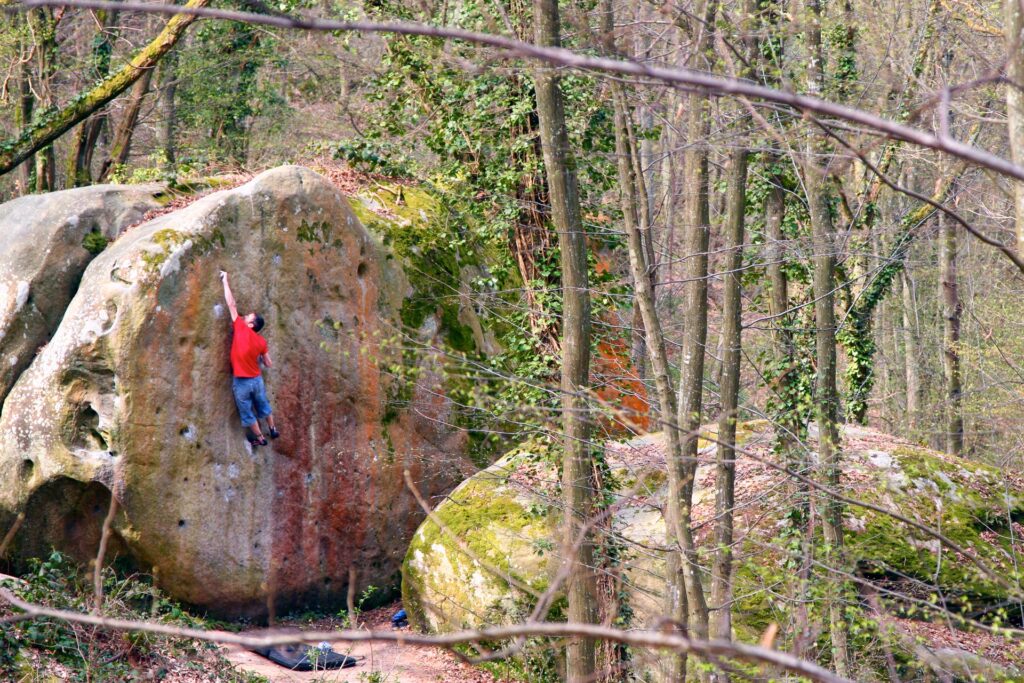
left=269, top=428, right=280, bottom=440
left=248, top=435, right=268, bottom=448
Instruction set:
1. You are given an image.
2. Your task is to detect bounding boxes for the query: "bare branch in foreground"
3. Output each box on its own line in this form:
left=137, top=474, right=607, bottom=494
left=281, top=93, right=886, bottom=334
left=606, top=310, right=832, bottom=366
left=0, top=512, right=24, bottom=559
left=92, top=497, right=119, bottom=614
left=9, top=0, right=1024, bottom=182
left=0, top=587, right=852, bottom=683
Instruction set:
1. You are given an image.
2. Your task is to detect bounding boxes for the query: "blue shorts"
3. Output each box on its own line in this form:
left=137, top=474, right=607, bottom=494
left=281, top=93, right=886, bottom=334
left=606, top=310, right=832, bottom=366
left=232, top=376, right=273, bottom=426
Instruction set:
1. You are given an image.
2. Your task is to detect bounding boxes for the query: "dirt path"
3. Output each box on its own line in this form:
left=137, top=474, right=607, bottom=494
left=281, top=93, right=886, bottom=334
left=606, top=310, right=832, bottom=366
left=221, top=605, right=498, bottom=683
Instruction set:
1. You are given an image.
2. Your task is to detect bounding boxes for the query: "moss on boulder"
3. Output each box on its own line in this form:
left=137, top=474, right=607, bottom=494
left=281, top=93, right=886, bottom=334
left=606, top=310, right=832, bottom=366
left=402, top=422, right=1024, bottom=675
left=402, top=439, right=556, bottom=631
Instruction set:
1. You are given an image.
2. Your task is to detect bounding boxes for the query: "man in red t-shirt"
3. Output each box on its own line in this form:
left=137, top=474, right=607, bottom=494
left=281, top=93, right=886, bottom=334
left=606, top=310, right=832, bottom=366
left=220, top=271, right=279, bottom=447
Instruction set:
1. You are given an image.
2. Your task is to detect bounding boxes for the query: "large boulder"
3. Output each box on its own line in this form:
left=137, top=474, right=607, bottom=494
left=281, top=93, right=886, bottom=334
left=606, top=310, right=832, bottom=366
left=0, top=166, right=472, bottom=617
left=403, top=422, right=1024, bottom=676
left=0, top=184, right=165, bottom=408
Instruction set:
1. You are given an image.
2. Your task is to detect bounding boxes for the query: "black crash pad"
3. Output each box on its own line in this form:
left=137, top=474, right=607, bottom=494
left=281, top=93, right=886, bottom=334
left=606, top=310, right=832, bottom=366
left=251, top=644, right=359, bottom=671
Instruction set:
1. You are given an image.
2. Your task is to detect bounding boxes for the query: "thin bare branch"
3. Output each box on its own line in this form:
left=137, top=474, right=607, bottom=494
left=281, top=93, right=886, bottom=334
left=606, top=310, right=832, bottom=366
left=0, top=586, right=853, bottom=683
left=9, top=0, right=1024, bottom=181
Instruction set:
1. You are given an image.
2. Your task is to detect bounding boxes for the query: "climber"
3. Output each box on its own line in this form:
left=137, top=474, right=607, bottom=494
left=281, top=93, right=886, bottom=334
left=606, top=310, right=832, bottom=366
left=220, top=271, right=280, bottom=448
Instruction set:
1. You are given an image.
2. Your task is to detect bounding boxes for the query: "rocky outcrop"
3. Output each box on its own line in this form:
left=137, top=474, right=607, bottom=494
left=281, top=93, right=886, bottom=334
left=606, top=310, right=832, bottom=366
left=0, top=166, right=472, bottom=617
left=0, top=184, right=165, bottom=409
left=402, top=422, right=1024, bottom=676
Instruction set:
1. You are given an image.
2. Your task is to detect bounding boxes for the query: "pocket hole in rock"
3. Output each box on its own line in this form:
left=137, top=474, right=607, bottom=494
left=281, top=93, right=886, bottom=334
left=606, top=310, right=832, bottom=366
left=72, top=404, right=109, bottom=451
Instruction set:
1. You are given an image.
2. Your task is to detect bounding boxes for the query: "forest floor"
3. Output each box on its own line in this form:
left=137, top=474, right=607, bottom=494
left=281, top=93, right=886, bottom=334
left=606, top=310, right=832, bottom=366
left=220, top=602, right=497, bottom=683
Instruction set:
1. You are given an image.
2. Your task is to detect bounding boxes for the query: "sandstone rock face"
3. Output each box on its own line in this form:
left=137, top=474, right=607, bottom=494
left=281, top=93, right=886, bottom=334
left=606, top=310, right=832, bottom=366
left=0, top=166, right=471, bottom=617
left=0, top=184, right=165, bottom=408
left=403, top=423, right=1024, bottom=674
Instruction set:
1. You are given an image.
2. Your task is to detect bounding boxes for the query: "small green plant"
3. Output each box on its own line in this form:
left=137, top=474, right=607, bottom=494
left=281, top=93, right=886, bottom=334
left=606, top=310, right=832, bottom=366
left=108, top=151, right=175, bottom=185
left=338, top=583, right=381, bottom=628
left=82, top=230, right=109, bottom=255
left=0, top=551, right=251, bottom=681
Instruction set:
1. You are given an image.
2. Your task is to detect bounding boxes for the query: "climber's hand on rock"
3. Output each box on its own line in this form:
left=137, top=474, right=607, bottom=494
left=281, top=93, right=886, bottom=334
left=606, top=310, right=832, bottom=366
left=219, top=270, right=228, bottom=281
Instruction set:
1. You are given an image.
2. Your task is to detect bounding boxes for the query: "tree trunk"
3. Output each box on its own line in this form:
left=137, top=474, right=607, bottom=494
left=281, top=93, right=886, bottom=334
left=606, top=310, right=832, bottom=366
left=15, top=29, right=35, bottom=194
left=711, top=147, right=746, bottom=644
left=939, top=209, right=964, bottom=456
left=676, top=0, right=719, bottom=644
left=838, top=142, right=977, bottom=423
left=532, top=1, right=597, bottom=679
left=0, top=0, right=210, bottom=178
left=30, top=8, right=58, bottom=192
left=99, top=69, right=155, bottom=181
left=1006, top=0, right=1024, bottom=255
left=68, top=113, right=107, bottom=187
left=156, top=46, right=180, bottom=170
left=606, top=4, right=702, bottom=677
left=611, top=81, right=689, bottom=681
left=67, top=8, right=120, bottom=187
left=802, top=0, right=850, bottom=674
left=624, top=99, right=657, bottom=404
left=902, top=268, right=921, bottom=430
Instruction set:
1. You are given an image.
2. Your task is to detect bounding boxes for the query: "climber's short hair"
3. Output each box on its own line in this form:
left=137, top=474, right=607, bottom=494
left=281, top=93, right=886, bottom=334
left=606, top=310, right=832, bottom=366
left=252, top=314, right=265, bottom=333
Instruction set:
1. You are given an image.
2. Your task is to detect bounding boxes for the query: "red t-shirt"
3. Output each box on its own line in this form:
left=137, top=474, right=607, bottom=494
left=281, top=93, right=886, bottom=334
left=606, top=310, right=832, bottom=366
left=230, top=317, right=268, bottom=378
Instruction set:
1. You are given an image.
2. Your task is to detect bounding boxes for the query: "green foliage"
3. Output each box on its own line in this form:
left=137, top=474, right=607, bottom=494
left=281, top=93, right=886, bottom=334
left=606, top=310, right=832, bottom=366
left=336, top=0, right=621, bottom=462
left=836, top=308, right=875, bottom=422
left=762, top=329, right=815, bottom=448
left=108, top=151, right=176, bottom=185
left=826, top=23, right=859, bottom=101
left=0, top=551, right=251, bottom=681
left=837, top=232, right=912, bottom=422
left=296, top=219, right=334, bottom=245
left=81, top=230, right=108, bottom=255
left=743, top=153, right=810, bottom=289
left=337, top=583, right=381, bottom=628
left=176, top=6, right=286, bottom=166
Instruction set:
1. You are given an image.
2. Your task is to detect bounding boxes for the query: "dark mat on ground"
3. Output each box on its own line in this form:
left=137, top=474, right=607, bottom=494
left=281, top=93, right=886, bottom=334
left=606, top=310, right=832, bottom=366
left=251, top=644, right=359, bottom=671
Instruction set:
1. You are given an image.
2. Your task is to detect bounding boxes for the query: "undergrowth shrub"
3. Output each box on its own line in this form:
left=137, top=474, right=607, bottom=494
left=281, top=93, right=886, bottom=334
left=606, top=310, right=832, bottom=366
left=0, top=551, right=265, bottom=682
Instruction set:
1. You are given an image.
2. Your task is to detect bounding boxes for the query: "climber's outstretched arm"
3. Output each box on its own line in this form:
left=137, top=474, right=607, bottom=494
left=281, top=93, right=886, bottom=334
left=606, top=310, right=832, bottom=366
left=220, top=271, right=238, bottom=321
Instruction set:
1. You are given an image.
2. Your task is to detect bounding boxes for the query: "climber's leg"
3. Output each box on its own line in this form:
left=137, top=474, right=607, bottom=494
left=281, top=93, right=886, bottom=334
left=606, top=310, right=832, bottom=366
left=233, top=377, right=266, bottom=443
left=251, top=376, right=278, bottom=439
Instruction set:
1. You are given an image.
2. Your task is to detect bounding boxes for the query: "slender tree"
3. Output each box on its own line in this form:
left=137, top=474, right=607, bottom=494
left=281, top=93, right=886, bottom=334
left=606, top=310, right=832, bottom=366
left=612, top=84, right=689, bottom=680
left=800, top=0, right=850, bottom=673
left=66, top=6, right=119, bottom=186
left=532, top=0, right=597, bottom=678
left=99, top=69, right=155, bottom=180
left=674, top=0, right=718, bottom=644
left=712, top=146, right=746, bottom=645
left=156, top=48, right=179, bottom=171
left=901, top=268, right=922, bottom=429
left=710, top=0, right=755, bottom=650
left=939, top=206, right=964, bottom=455
left=0, top=0, right=209, bottom=176
left=28, top=7, right=58, bottom=191
left=1006, top=0, right=1024, bottom=255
